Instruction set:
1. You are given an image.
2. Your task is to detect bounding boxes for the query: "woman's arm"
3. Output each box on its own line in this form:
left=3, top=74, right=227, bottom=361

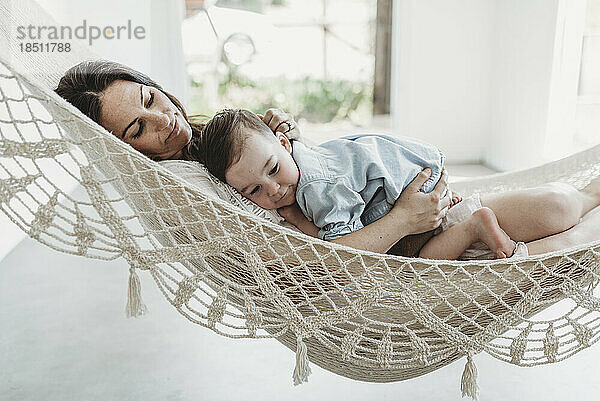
left=331, top=169, right=451, bottom=254
left=277, top=203, right=320, bottom=237
left=329, top=211, right=410, bottom=253
left=258, top=111, right=450, bottom=254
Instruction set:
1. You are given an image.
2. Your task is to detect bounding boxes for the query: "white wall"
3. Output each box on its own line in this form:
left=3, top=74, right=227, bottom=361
left=543, top=0, right=587, bottom=163
left=33, top=0, right=187, bottom=100
left=486, top=0, right=560, bottom=171
left=391, top=0, right=587, bottom=171
left=391, top=0, right=493, bottom=164
left=150, top=0, right=187, bottom=103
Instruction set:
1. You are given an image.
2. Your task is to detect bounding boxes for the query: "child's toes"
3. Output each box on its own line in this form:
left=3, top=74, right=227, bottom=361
left=451, top=196, right=463, bottom=206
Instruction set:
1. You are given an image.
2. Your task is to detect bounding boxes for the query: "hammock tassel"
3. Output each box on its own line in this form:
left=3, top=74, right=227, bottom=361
left=208, top=286, right=228, bottom=328
left=293, top=336, right=312, bottom=385
left=568, top=317, right=593, bottom=347
left=126, top=266, right=147, bottom=318
left=543, top=323, right=559, bottom=363
left=460, top=352, right=479, bottom=400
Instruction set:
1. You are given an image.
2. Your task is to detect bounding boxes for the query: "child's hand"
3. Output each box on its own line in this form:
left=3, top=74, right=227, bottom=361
left=277, top=203, right=305, bottom=225
left=277, top=203, right=320, bottom=238
left=450, top=193, right=463, bottom=207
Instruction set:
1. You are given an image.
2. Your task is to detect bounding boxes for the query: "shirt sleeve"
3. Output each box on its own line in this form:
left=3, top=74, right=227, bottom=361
left=296, top=179, right=366, bottom=241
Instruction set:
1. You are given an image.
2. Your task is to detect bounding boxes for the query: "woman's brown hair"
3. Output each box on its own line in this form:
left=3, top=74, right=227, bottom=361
left=54, top=59, right=204, bottom=161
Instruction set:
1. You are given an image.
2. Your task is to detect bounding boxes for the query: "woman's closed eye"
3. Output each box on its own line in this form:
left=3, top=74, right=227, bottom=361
left=146, top=91, right=154, bottom=108
left=131, top=91, right=155, bottom=139
left=131, top=121, right=144, bottom=139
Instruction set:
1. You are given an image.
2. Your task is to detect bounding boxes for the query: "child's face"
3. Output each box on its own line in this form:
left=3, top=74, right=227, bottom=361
left=225, top=131, right=299, bottom=210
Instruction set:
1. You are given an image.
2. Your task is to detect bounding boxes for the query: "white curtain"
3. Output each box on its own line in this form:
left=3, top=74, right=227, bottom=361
left=150, top=0, right=187, bottom=103
left=33, top=0, right=187, bottom=101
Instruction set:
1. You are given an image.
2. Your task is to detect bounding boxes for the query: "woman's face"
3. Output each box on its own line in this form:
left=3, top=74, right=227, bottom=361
left=99, top=80, right=192, bottom=160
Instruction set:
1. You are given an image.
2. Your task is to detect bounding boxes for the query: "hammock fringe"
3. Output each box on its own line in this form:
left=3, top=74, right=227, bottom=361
left=293, top=336, right=312, bottom=385
left=126, top=267, right=148, bottom=318
left=461, top=353, right=479, bottom=400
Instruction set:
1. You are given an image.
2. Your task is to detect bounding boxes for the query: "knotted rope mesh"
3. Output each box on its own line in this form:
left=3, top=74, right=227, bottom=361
left=2, top=1, right=600, bottom=399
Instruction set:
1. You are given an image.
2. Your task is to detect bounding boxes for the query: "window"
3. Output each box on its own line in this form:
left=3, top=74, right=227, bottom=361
left=182, top=0, right=381, bottom=127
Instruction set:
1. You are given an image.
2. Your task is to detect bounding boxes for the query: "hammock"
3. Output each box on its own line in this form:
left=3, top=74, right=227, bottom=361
left=2, top=1, right=600, bottom=399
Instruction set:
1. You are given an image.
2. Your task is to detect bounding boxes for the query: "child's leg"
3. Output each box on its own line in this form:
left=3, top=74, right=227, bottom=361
left=419, top=207, right=516, bottom=260
left=480, top=177, right=600, bottom=243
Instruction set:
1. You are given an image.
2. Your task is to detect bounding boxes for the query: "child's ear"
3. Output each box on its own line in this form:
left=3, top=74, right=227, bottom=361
left=276, top=132, right=292, bottom=153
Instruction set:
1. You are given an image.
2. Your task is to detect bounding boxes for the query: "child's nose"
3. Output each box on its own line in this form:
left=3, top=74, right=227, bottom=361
left=267, top=181, right=280, bottom=196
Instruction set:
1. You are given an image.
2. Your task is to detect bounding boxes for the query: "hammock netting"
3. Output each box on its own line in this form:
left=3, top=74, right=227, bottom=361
left=2, top=1, right=600, bottom=398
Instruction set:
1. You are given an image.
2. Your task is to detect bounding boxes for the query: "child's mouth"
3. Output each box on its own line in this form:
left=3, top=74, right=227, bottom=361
left=278, top=187, right=289, bottom=203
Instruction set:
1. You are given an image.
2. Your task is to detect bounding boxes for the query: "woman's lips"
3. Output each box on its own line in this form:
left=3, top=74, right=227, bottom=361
left=166, top=118, right=178, bottom=143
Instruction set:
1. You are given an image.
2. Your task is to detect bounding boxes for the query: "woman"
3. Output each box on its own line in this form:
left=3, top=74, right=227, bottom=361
left=55, top=60, right=600, bottom=256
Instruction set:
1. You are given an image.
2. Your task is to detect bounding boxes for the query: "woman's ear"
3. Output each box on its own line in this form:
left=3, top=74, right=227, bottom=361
left=276, top=132, right=292, bottom=154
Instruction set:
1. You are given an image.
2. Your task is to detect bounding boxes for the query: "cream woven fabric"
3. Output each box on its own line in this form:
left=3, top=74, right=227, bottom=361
left=2, top=1, right=600, bottom=399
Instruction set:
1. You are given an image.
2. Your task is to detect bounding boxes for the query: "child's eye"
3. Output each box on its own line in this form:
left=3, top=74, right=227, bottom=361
left=250, top=186, right=259, bottom=195
left=269, top=163, right=279, bottom=175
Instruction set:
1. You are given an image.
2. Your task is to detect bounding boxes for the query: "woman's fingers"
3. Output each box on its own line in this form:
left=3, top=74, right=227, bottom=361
left=406, top=168, right=432, bottom=191
left=260, top=108, right=302, bottom=141
left=430, top=168, right=451, bottom=213
left=262, top=108, right=289, bottom=132
left=439, top=192, right=451, bottom=213
left=431, top=169, right=448, bottom=197
left=261, top=109, right=275, bottom=126
left=438, top=202, right=449, bottom=219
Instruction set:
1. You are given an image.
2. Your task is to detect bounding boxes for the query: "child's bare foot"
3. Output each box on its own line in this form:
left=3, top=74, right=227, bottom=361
left=450, top=193, right=463, bottom=207
left=468, top=207, right=516, bottom=258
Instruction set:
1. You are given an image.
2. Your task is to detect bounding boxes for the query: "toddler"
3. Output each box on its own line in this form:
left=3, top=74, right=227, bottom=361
left=198, top=109, right=519, bottom=260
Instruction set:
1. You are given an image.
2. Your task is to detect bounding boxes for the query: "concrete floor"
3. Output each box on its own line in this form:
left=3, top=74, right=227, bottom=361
left=2, top=164, right=600, bottom=400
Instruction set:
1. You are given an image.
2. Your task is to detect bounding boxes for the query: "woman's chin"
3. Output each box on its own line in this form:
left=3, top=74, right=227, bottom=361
left=183, top=123, right=193, bottom=142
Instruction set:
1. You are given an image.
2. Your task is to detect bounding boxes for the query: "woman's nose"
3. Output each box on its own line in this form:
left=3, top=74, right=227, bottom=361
left=144, top=110, right=171, bottom=131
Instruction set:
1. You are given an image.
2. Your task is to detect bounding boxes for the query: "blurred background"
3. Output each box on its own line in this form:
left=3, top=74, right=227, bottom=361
left=30, top=0, right=600, bottom=172
left=182, top=0, right=378, bottom=127
left=182, top=0, right=600, bottom=172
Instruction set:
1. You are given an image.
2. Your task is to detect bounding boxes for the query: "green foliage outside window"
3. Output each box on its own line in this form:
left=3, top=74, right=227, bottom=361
left=189, top=66, right=372, bottom=123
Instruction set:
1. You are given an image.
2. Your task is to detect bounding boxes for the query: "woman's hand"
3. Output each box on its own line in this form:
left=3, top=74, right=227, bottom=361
left=257, top=108, right=303, bottom=142
left=330, top=169, right=450, bottom=254
left=390, top=168, right=451, bottom=235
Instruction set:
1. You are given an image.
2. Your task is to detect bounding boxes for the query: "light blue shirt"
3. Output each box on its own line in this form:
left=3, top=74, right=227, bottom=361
left=292, top=134, right=445, bottom=240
